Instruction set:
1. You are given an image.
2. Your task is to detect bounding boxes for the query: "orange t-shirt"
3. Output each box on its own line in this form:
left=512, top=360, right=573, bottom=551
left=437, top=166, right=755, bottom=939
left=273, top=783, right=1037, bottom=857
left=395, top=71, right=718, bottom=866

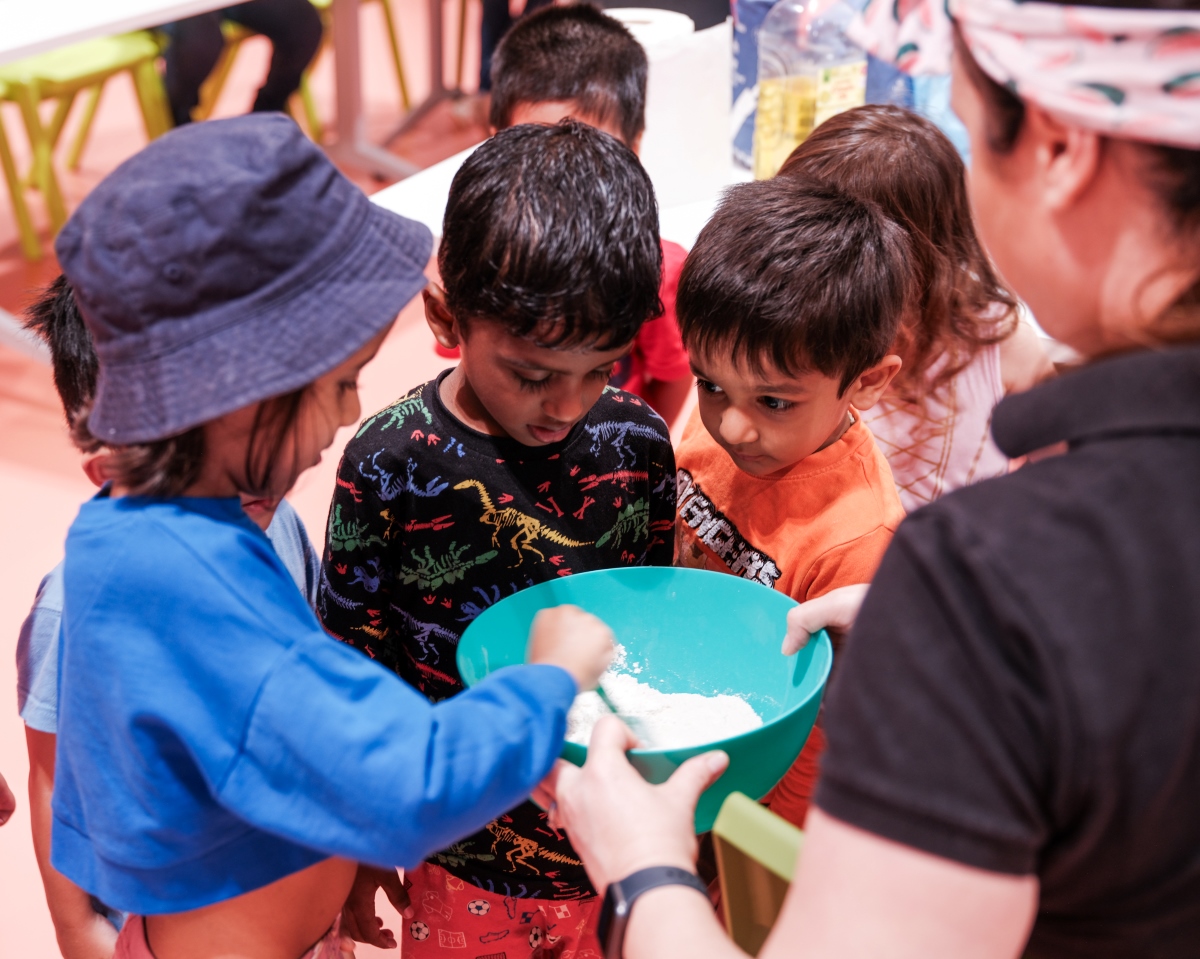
left=675, top=410, right=905, bottom=826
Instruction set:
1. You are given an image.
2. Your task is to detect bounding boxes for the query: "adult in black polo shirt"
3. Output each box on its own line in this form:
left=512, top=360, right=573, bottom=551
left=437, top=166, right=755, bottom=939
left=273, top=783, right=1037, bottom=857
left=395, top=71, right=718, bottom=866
left=544, top=1, right=1200, bottom=957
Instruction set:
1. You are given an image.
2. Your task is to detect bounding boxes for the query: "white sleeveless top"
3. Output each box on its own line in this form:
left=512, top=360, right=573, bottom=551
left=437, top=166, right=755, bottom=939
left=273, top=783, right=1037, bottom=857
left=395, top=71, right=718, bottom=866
left=862, top=342, right=1008, bottom=513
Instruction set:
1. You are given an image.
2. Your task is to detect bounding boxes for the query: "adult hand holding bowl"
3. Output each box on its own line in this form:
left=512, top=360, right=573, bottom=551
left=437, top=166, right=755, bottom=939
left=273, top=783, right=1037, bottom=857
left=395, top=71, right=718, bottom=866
left=543, top=716, right=730, bottom=894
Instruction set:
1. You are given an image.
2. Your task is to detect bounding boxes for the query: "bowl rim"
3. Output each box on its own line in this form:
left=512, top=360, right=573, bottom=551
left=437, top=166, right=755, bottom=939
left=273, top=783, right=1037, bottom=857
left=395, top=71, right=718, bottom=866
left=457, top=566, right=834, bottom=757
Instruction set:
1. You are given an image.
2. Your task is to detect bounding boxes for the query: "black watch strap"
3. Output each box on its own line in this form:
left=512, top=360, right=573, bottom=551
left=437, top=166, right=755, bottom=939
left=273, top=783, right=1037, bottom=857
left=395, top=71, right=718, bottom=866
left=597, top=865, right=709, bottom=959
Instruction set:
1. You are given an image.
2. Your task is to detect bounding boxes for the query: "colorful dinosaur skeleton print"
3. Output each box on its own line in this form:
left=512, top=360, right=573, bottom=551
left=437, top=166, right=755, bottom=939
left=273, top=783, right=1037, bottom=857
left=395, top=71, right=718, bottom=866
left=320, top=372, right=676, bottom=900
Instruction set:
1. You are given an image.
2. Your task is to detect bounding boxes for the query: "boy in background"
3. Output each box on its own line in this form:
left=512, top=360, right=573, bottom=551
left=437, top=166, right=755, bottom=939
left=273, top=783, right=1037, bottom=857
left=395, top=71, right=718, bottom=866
left=16, top=276, right=321, bottom=959
left=487, top=3, right=694, bottom=427
left=320, top=121, right=676, bottom=957
left=674, top=178, right=910, bottom=827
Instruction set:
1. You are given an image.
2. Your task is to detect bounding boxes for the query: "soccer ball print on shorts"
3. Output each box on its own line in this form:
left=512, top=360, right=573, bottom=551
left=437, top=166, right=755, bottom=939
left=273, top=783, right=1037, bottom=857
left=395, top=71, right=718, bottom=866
left=403, top=863, right=603, bottom=958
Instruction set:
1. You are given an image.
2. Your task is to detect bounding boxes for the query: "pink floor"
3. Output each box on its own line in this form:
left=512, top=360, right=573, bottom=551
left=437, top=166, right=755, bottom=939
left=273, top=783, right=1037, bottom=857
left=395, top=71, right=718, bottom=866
left=0, top=3, right=487, bottom=953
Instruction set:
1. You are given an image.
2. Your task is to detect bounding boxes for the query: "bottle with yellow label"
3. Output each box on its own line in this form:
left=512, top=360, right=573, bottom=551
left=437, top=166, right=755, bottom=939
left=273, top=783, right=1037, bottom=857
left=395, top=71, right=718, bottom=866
left=752, top=0, right=866, bottom=180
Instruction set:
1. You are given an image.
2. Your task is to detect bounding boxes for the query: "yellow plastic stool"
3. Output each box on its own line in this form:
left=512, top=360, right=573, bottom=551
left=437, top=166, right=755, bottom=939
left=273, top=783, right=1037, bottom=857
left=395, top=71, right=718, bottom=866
left=0, top=82, right=40, bottom=260
left=712, top=792, right=804, bottom=957
left=0, top=31, right=172, bottom=260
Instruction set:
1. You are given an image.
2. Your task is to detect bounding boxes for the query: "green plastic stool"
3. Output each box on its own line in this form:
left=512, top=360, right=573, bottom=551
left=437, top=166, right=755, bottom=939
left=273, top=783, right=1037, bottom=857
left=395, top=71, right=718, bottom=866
left=0, top=31, right=171, bottom=259
left=713, top=792, right=803, bottom=957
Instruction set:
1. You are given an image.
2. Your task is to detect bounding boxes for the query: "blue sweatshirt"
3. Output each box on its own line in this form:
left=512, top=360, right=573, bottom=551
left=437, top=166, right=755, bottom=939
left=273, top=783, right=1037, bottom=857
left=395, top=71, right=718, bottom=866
left=51, top=495, right=575, bottom=915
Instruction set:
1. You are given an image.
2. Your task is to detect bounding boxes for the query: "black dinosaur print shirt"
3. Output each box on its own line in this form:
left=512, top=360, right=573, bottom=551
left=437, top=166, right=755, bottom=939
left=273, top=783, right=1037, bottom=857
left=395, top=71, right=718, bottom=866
left=320, top=371, right=676, bottom=900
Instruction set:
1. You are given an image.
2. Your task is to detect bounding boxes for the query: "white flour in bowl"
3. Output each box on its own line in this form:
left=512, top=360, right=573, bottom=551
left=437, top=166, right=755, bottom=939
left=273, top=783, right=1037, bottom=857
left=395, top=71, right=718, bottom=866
left=566, top=671, right=763, bottom=749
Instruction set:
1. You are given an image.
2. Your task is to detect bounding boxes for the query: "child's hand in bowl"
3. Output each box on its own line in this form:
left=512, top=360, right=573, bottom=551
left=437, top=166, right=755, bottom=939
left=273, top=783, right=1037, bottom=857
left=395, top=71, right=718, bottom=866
left=527, top=604, right=616, bottom=691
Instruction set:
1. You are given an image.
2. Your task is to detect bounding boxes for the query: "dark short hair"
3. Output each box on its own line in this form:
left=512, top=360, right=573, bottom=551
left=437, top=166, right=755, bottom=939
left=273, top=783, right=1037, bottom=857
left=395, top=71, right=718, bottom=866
left=677, top=177, right=911, bottom=395
left=23, top=274, right=97, bottom=428
left=489, top=4, right=648, bottom=147
left=439, top=120, right=662, bottom=350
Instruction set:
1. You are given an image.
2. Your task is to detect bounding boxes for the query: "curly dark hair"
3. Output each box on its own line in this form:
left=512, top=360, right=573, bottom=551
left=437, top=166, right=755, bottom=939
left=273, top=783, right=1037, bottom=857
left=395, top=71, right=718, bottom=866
left=779, top=104, right=1017, bottom=404
left=439, top=119, right=663, bottom=351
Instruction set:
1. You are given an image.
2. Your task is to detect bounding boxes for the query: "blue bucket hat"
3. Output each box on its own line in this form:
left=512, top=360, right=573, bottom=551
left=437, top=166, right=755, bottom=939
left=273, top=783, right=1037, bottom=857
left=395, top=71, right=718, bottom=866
left=55, top=114, right=432, bottom=445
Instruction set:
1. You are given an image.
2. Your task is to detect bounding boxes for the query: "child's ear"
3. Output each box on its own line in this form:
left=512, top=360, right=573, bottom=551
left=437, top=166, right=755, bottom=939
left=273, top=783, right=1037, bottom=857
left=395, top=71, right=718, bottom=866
left=423, top=284, right=461, bottom=350
left=81, top=451, right=112, bottom=489
left=847, top=355, right=903, bottom=412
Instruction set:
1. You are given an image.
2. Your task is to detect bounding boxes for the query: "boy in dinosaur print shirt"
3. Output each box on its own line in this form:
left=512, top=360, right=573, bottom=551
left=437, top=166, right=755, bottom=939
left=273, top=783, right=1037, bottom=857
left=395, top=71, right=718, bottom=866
left=320, top=123, right=675, bottom=956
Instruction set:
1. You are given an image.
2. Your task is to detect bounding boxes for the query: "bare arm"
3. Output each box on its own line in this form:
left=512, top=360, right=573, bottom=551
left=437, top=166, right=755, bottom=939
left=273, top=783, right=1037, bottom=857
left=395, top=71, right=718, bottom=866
left=551, top=720, right=1038, bottom=959
left=999, top=318, right=1056, bottom=395
left=26, top=728, right=119, bottom=959
left=765, top=810, right=1037, bottom=959
left=613, top=812, right=1038, bottom=959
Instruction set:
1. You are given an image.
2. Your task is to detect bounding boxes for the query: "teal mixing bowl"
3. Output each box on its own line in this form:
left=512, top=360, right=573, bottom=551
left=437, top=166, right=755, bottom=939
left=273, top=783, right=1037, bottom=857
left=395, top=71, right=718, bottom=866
left=456, top=567, right=832, bottom=832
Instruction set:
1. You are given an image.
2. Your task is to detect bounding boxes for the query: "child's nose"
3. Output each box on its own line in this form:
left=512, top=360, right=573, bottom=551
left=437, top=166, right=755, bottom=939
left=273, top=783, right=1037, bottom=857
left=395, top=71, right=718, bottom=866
left=718, top=407, right=758, bottom=446
left=543, top=383, right=585, bottom=424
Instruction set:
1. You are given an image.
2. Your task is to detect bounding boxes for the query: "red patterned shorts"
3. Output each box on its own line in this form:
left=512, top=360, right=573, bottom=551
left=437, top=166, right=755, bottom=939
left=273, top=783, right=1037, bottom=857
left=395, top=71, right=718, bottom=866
left=402, top=863, right=602, bottom=959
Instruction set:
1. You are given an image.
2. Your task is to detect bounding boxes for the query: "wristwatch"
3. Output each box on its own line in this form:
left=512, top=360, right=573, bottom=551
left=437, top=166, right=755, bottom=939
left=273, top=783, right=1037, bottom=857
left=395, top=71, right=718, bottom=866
left=597, top=865, right=709, bottom=959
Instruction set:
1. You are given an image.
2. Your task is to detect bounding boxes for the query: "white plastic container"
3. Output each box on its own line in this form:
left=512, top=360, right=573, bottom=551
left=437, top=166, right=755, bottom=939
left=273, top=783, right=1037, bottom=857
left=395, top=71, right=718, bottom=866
left=752, top=0, right=866, bottom=179
left=608, top=9, right=732, bottom=208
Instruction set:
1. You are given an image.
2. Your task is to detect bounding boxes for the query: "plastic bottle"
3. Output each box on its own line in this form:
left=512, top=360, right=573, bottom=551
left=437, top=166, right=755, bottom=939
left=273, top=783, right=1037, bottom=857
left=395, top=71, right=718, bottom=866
left=752, top=0, right=867, bottom=179
left=732, top=0, right=782, bottom=169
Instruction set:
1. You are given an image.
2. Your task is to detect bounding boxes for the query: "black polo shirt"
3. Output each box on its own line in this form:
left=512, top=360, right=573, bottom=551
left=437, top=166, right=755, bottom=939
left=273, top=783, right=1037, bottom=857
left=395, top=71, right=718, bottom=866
left=817, top=346, right=1200, bottom=957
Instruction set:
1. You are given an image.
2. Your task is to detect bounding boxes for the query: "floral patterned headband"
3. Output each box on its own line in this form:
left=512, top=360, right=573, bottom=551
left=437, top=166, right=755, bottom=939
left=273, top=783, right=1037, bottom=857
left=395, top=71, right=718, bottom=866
left=847, top=0, right=1200, bottom=149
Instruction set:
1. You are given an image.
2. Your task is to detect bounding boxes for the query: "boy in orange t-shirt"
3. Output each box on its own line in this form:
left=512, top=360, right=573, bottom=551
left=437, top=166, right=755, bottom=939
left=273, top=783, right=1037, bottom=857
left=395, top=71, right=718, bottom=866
left=674, top=176, right=910, bottom=826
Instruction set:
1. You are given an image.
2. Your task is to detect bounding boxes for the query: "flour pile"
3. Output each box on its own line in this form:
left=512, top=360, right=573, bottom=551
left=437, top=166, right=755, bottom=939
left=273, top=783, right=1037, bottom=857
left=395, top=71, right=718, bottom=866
left=566, top=652, right=762, bottom=749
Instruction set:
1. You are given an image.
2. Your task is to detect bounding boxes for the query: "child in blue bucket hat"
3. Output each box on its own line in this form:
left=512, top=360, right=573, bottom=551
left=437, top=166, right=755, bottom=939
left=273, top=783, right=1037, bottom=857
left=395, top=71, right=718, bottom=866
left=48, top=114, right=615, bottom=959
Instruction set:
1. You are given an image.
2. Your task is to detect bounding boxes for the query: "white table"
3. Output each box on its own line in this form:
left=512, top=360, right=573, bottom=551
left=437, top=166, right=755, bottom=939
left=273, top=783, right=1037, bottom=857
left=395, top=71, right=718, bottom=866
left=0, top=0, right=423, bottom=360
left=370, top=142, right=752, bottom=252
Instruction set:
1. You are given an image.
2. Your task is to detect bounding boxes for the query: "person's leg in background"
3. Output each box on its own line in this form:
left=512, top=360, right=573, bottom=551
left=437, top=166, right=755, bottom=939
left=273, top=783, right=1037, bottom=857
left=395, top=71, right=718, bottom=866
left=162, top=13, right=227, bottom=126
left=478, top=0, right=554, bottom=92
left=478, top=0, right=514, bottom=92
left=224, top=0, right=325, bottom=113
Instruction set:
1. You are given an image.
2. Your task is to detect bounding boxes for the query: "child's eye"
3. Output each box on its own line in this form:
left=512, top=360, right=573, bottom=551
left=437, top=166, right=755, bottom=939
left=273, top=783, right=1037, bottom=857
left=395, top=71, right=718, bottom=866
left=589, top=366, right=615, bottom=381
left=697, top=379, right=723, bottom=395
left=516, top=373, right=552, bottom=392
left=760, top=396, right=793, bottom=412
left=339, top=380, right=359, bottom=394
